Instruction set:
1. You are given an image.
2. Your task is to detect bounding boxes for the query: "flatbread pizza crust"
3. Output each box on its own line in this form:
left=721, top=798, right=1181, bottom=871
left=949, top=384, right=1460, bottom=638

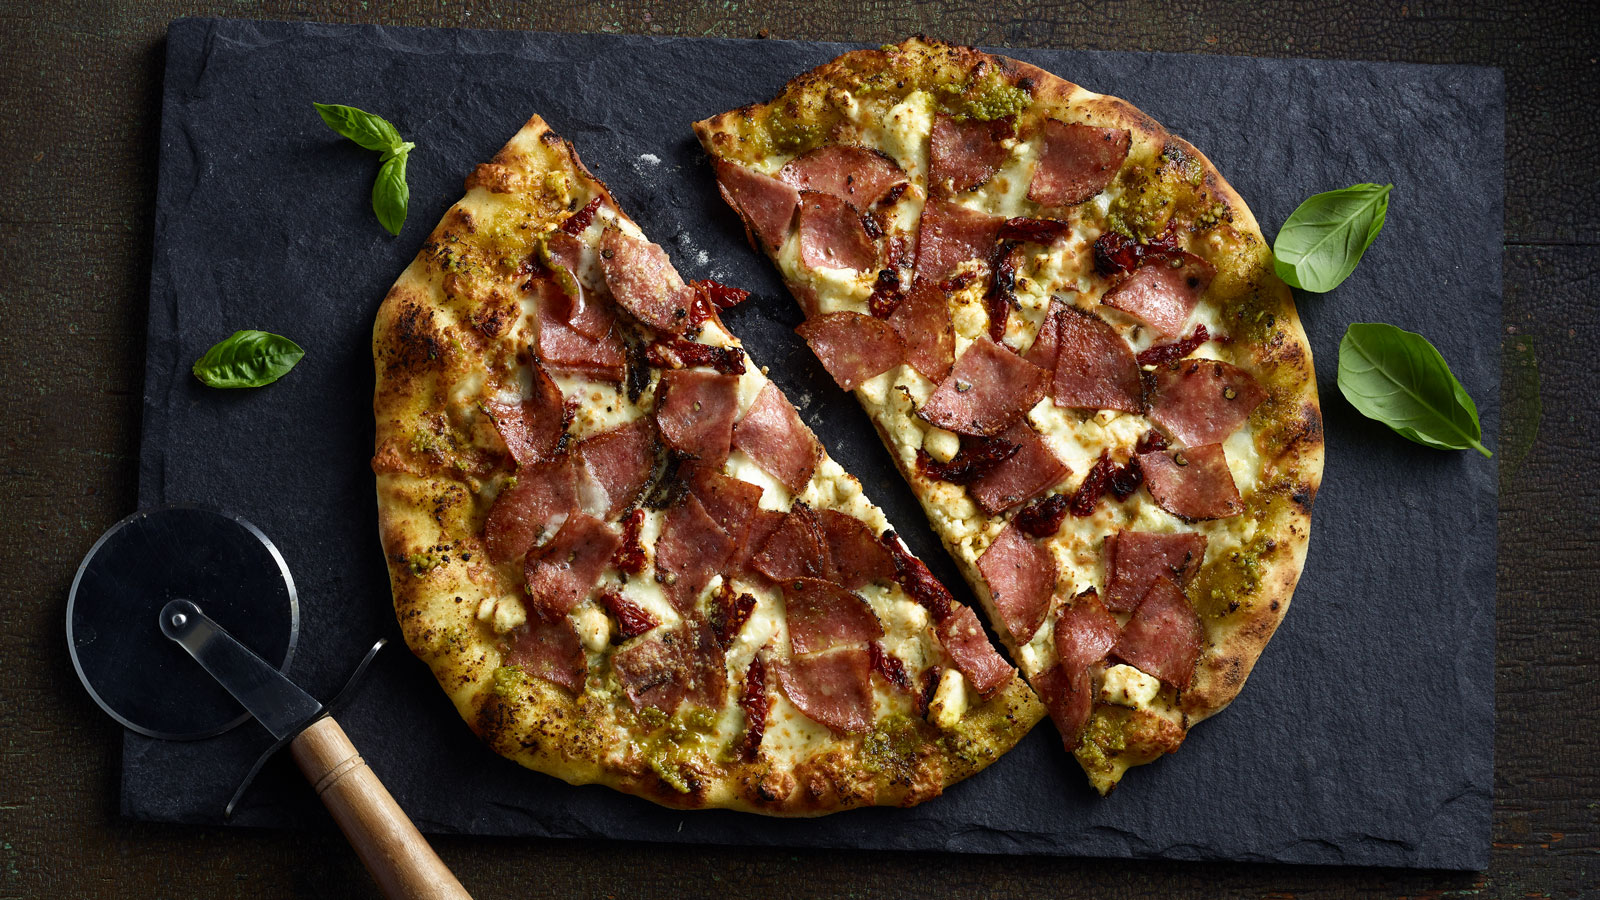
left=372, top=114, right=1042, bottom=815
left=696, top=37, right=1323, bottom=792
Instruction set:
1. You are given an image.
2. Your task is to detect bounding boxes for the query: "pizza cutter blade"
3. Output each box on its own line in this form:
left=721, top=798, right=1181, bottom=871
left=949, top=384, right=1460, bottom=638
left=68, top=507, right=472, bottom=900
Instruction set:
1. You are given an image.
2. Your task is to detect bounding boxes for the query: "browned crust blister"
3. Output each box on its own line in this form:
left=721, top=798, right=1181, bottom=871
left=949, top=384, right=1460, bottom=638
left=694, top=37, right=1323, bottom=789
left=373, top=114, right=1043, bottom=816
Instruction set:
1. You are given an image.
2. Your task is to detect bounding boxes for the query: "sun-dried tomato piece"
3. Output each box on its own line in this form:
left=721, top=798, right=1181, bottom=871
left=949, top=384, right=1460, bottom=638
left=1135, top=429, right=1169, bottom=454
left=941, top=270, right=977, bottom=293
left=709, top=582, right=758, bottom=648
left=869, top=640, right=913, bottom=692
left=882, top=531, right=953, bottom=623
left=915, top=664, right=942, bottom=718
left=915, top=434, right=1022, bottom=485
left=624, top=338, right=652, bottom=405
left=682, top=278, right=752, bottom=330
left=1014, top=493, right=1070, bottom=539
left=1136, top=324, right=1211, bottom=367
left=645, top=335, right=747, bottom=375
left=984, top=240, right=1020, bottom=342
left=1092, top=223, right=1182, bottom=278
left=1070, top=450, right=1116, bottom=518
left=861, top=211, right=884, bottom=239
left=1109, top=457, right=1143, bottom=501
left=599, top=587, right=658, bottom=640
left=611, top=509, right=648, bottom=576
left=867, top=268, right=905, bottom=319
left=998, top=217, right=1073, bottom=245
left=559, top=196, right=604, bottom=236
left=736, top=656, right=769, bottom=761
left=694, top=278, right=751, bottom=310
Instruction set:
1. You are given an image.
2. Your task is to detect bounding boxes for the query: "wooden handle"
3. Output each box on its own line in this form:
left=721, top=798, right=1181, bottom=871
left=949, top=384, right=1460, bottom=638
left=290, top=717, right=472, bottom=900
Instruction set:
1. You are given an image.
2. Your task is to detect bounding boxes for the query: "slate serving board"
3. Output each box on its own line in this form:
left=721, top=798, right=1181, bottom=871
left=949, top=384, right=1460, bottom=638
left=129, top=17, right=1500, bottom=869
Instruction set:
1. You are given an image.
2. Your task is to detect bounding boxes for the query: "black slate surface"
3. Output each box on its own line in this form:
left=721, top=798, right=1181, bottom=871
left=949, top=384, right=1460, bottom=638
left=129, top=17, right=1500, bottom=869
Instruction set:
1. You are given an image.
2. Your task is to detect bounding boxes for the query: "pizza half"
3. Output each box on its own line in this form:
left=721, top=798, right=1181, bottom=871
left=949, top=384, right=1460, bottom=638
left=695, top=37, right=1323, bottom=794
left=371, top=114, right=1042, bottom=814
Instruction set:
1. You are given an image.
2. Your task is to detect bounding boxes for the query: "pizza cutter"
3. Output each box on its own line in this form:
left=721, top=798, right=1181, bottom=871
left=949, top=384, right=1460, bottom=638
left=68, top=507, right=472, bottom=900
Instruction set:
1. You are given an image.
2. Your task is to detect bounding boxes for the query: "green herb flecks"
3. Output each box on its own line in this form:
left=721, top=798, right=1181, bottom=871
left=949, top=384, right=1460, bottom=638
left=314, top=102, right=415, bottom=236
left=191, top=330, right=304, bottom=389
left=1272, top=183, right=1391, bottom=292
left=1338, top=322, right=1491, bottom=457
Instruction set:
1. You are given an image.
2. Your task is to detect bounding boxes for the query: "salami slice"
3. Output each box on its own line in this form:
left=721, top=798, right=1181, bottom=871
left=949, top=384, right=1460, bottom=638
left=1023, top=298, right=1064, bottom=369
left=918, top=335, right=1049, bottom=437
left=968, top=420, right=1071, bottom=515
left=750, top=503, right=836, bottom=584
left=795, top=311, right=906, bottom=391
left=888, top=278, right=956, bottom=381
left=783, top=577, right=884, bottom=654
left=1146, top=357, right=1268, bottom=447
left=599, top=225, right=695, bottom=333
left=1027, top=120, right=1130, bottom=207
left=504, top=615, right=587, bottom=695
left=936, top=604, right=1015, bottom=698
left=484, top=457, right=578, bottom=564
left=1112, top=577, right=1204, bottom=690
left=976, top=522, right=1057, bottom=643
left=929, top=114, right=1012, bottom=195
left=683, top=462, right=764, bottom=536
left=712, top=158, right=800, bottom=252
left=484, top=364, right=569, bottom=466
left=797, top=191, right=878, bottom=272
left=1053, top=588, right=1120, bottom=673
left=1031, top=663, right=1093, bottom=751
left=731, top=382, right=821, bottom=494
left=612, top=620, right=728, bottom=713
left=1049, top=305, right=1142, bottom=413
left=818, top=509, right=897, bottom=590
left=523, top=514, right=621, bottom=620
left=1100, top=253, right=1216, bottom=338
left=775, top=648, right=875, bottom=734
left=1105, top=531, right=1208, bottom=612
left=780, top=145, right=906, bottom=207
left=535, top=276, right=628, bottom=381
left=654, top=493, right=737, bottom=611
left=654, top=369, right=741, bottom=467
left=1139, top=444, right=1243, bottom=521
left=541, top=230, right=614, bottom=339
left=575, top=419, right=657, bottom=519
left=914, top=198, right=1005, bottom=285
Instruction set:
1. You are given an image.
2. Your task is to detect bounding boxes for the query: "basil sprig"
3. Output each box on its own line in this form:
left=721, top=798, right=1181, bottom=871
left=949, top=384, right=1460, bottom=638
left=1337, top=323, right=1491, bottom=457
left=314, top=102, right=414, bottom=236
left=192, top=330, right=305, bottom=389
left=1273, top=183, right=1392, bottom=292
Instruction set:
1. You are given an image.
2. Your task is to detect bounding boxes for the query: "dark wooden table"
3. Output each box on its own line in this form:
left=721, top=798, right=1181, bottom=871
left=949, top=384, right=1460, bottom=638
left=2, top=2, right=1594, bottom=897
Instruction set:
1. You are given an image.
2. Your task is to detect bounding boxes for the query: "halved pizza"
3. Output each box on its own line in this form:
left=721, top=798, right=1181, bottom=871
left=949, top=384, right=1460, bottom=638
left=696, top=38, right=1323, bottom=793
left=371, top=114, right=1042, bottom=814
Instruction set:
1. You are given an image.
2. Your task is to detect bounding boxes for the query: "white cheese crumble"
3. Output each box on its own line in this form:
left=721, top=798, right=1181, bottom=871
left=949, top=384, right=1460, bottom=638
left=928, top=667, right=970, bottom=730
left=1100, top=664, right=1162, bottom=709
left=572, top=603, right=612, bottom=653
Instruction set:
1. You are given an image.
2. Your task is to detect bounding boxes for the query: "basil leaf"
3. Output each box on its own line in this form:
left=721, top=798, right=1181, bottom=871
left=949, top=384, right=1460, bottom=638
left=1273, top=183, right=1391, bottom=292
left=313, top=102, right=403, bottom=153
left=1337, top=322, right=1491, bottom=457
left=372, top=149, right=410, bottom=237
left=192, top=330, right=305, bottom=389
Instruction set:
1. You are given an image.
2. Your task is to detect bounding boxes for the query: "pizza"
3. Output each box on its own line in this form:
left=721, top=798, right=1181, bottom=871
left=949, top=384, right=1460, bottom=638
left=695, top=37, right=1324, bottom=794
left=370, top=114, right=1043, bottom=814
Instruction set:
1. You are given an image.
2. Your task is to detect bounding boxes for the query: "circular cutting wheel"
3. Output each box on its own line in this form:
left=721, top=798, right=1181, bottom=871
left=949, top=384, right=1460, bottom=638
left=67, top=507, right=300, bottom=740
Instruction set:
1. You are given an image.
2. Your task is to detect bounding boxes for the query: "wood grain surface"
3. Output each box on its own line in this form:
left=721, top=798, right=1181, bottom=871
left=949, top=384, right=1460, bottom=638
left=1, top=2, right=1594, bottom=898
